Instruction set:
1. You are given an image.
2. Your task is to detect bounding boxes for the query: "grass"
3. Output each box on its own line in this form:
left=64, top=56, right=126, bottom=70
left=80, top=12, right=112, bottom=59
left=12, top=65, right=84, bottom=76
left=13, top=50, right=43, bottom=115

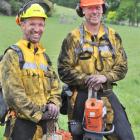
left=0, top=4, right=140, bottom=140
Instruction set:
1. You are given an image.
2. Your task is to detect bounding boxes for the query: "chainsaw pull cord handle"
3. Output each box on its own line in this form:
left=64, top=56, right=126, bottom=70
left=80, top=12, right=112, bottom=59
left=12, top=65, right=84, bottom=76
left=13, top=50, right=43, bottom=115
left=88, top=88, right=97, bottom=99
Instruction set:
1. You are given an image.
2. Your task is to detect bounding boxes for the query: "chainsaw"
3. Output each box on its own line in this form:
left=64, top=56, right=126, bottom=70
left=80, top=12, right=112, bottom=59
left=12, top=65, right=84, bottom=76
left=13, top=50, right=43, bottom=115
left=83, top=88, right=114, bottom=140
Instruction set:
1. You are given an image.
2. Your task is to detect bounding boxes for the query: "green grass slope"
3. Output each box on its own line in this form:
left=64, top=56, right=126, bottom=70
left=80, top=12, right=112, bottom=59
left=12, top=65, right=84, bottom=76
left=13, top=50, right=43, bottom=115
left=0, top=5, right=140, bottom=140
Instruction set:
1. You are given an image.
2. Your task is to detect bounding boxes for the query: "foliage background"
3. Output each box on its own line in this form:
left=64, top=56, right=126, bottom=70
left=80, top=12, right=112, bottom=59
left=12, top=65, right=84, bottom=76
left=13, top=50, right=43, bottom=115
left=0, top=0, right=140, bottom=26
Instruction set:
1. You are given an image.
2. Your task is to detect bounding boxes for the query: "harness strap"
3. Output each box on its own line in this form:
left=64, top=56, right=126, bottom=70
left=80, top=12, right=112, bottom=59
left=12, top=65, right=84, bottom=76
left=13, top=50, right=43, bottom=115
left=79, top=24, right=84, bottom=47
left=101, top=27, right=116, bottom=59
left=79, top=24, right=116, bottom=59
left=43, top=52, right=52, bottom=66
left=5, top=45, right=52, bottom=69
left=79, top=24, right=98, bottom=47
left=4, top=45, right=25, bottom=69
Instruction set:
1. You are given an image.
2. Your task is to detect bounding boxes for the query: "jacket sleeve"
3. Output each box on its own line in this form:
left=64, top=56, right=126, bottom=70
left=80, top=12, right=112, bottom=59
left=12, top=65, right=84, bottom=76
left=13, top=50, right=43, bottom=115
left=47, top=66, right=62, bottom=107
left=58, top=33, right=88, bottom=86
left=1, top=50, right=44, bottom=123
left=102, top=32, right=128, bottom=82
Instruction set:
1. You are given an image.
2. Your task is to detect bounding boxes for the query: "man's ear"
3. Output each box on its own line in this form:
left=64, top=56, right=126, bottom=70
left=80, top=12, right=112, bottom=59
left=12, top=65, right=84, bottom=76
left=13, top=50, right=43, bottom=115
left=20, top=21, right=26, bottom=30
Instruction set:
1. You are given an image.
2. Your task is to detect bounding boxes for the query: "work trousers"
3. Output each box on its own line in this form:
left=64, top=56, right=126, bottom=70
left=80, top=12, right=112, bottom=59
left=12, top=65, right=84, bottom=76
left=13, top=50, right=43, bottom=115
left=4, top=118, right=47, bottom=140
left=71, top=89, right=135, bottom=140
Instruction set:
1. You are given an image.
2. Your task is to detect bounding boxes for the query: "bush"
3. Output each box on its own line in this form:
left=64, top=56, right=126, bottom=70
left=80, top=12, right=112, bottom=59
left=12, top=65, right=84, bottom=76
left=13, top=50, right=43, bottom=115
left=0, top=0, right=54, bottom=16
left=44, top=0, right=54, bottom=17
left=106, top=11, right=117, bottom=24
left=0, top=0, right=11, bottom=16
left=9, top=0, right=22, bottom=15
left=54, top=0, right=78, bottom=8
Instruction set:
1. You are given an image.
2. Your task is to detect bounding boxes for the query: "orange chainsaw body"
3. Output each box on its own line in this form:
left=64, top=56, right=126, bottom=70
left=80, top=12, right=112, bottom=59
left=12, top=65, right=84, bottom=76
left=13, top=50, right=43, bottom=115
left=85, top=98, right=103, bottom=132
left=56, top=130, right=72, bottom=140
left=47, top=130, right=72, bottom=140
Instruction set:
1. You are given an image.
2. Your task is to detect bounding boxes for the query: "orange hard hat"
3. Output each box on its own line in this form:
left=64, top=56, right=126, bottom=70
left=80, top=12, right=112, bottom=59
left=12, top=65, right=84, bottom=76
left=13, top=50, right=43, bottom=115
left=80, top=0, right=104, bottom=7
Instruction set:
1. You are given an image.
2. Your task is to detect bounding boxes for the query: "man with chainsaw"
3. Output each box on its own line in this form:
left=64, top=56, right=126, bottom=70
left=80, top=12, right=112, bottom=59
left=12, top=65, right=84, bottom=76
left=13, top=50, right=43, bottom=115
left=58, top=0, right=135, bottom=139
left=1, top=0, right=61, bottom=140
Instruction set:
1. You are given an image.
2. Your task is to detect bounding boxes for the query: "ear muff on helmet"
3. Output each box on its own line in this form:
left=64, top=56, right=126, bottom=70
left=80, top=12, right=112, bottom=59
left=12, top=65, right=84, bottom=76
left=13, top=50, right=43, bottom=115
left=76, top=3, right=108, bottom=17
left=102, top=3, right=108, bottom=14
left=16, top=0, right=50, bottom=25
left=76, top=3, right=84, bottom=17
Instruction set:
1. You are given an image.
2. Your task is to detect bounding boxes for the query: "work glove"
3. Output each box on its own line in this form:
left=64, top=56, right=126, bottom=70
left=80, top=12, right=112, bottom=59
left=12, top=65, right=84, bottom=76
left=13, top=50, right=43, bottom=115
left=41, top=103, right=59, bottom=120
left=85, top=75, right=107, bottom=90
left=41, top=111, right=50, bottom=120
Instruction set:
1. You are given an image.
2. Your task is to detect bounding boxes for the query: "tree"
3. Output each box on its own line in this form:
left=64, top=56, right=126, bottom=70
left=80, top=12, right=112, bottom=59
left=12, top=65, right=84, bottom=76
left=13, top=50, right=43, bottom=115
left=116, top=0, right=140, bottom=26
left=53, top=0, right=78, bottom=8
left=106, top=0, right=120, bottom=11
left=0, top=0, right=54, bottom=16
left=135, top=0, right=140, bottom=27
left=0, top=0, right=12, bottom=16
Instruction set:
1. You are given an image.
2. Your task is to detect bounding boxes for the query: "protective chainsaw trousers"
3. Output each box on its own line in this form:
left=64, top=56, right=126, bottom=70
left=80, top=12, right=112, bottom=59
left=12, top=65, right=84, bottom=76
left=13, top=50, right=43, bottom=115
left=4, top=118, right=47, bottom=140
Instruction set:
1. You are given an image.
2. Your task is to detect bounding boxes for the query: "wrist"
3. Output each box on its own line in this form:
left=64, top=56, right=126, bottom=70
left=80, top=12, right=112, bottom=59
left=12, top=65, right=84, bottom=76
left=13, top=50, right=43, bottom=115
left=102, top=75, right=107, bottom=83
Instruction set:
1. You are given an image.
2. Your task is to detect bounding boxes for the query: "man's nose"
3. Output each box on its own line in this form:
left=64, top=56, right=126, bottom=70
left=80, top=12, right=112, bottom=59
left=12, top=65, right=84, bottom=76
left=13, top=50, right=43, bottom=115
left=34, top=25, right=40, bottom=32
left=91, top=7, right=98, bottom=13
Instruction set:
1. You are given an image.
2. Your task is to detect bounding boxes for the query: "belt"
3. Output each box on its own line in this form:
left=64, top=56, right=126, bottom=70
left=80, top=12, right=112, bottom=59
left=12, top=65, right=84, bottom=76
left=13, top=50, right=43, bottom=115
left=98, top=89, right=113, bottom=97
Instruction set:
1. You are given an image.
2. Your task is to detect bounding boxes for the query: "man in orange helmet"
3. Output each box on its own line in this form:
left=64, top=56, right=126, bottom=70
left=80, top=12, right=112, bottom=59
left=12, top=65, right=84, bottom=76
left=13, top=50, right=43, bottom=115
left=58, top=0, right=135, bottom=139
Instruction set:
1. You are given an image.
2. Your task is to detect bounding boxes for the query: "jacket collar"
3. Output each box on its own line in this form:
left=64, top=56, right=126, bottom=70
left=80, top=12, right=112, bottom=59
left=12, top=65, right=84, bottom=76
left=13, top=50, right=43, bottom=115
left=16, top=39, right=46, bottom=54
left=83, top=23, right=106, bottom=40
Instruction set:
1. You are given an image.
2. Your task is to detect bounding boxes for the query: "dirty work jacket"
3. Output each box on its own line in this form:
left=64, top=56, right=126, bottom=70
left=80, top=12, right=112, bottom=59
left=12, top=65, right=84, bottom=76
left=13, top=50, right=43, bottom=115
left=58, top=24, right=127, bottom=87
left=1, top=40, right=61, bottom=123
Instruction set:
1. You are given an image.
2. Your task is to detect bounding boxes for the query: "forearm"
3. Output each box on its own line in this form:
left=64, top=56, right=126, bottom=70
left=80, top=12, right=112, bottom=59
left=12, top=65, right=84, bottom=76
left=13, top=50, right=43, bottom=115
left=47, top=69, right=62, bottom=107
left=58, top=33, right=87, bottom=86
left=58, top=64, right=87, bottom=86
left=102, top=31, right=128, bottom=83
left=102, top=62, right=127, bottom=82
left=102, top=45, right=128, bottom=82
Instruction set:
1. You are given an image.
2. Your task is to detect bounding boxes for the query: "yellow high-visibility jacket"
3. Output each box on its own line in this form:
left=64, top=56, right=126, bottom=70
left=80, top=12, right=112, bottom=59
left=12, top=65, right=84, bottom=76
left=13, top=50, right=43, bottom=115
left=1, top=39, right=61, bottom=123
left=58, top=24, right=127, bottom=87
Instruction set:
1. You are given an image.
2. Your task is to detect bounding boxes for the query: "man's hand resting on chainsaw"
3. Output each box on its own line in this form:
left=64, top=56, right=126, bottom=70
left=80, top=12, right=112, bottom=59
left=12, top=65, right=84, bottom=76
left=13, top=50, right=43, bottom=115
left=41, top=103, right=59, bottom=120
left=85, top=75, right=107, bottom=91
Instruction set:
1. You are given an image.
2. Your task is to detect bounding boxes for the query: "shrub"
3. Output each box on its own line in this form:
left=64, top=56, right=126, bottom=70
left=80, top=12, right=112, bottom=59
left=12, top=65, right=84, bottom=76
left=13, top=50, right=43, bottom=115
left=106, top=11, right=117, bottom=24
left=0, top=0, right=11, bottom=16
left=0, top=0, right=54, bottom=16
left=9, top=0, right=22, bottom=15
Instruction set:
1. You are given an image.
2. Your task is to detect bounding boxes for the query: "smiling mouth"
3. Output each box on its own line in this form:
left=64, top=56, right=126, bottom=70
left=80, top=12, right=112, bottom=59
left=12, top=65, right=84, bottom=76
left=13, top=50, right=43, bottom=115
left=33, top=34, right=40, bottom=38
left=90, top=16, right=98, bottom=20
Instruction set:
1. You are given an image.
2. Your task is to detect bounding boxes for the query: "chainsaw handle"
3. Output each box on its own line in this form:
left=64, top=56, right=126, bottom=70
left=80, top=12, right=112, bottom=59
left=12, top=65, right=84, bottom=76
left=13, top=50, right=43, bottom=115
left=88, top=88, right=97, bottom=99
left=83, top=124, right=114, bottom=135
